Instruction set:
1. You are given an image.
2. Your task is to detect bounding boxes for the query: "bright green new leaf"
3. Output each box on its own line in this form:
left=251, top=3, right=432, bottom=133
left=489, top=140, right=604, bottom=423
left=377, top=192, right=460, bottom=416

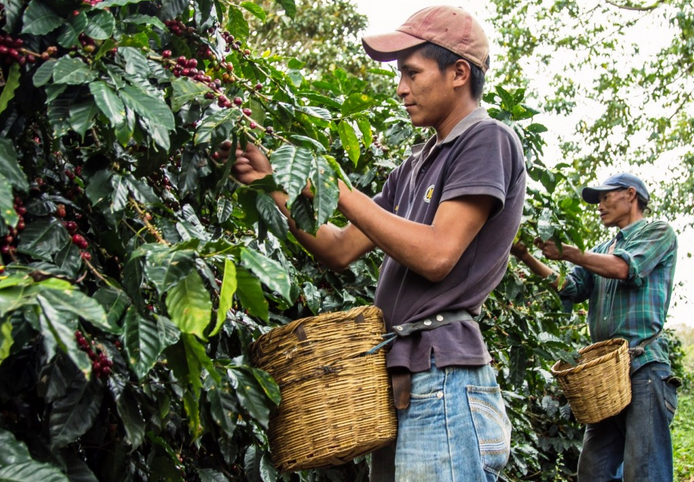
left=341, top=92, right=374, bottom=116
left=240, top=1, right=266, bottom=21
left=0, top=63, right=20, bottom=116
left=338, top=120, right=360, bottom=166
left=165, top=270, right=212, bottom=340
left=21, top=0, right=62, bottom=36
left=240, top=248, right=291, bottom=303
left=311, top=154, right=339, bottom=227
left=210, top=259, right=237, bottom=337
left=0, top=177, right=19, bottom=228
left=271, top=144, right=313, bottom=207
left=0, top=321, right=14, bottom=365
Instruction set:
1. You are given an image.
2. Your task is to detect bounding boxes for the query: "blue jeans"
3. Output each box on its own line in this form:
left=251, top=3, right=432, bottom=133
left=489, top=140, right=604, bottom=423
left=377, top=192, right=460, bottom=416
left=371, top=360, right=511, bottom=481
left=577, top=362, right=678, bottom=482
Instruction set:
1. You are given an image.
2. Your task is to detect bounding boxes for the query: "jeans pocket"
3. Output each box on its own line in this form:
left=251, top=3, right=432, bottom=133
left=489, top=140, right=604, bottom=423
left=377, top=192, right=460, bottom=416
left=466, top=385, right=512, bottom=476
left=662, top=375, right=678, bottom=423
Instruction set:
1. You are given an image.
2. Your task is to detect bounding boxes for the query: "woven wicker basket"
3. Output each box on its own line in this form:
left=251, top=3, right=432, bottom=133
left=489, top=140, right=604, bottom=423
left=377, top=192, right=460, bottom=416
left=551, top=338, right=632, bottom=424
left=249, top=305, right=397, bottom=472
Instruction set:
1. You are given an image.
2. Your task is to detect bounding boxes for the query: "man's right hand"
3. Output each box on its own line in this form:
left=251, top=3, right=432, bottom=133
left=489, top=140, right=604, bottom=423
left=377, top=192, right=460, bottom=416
left=221, top=140, right=273, bottom=185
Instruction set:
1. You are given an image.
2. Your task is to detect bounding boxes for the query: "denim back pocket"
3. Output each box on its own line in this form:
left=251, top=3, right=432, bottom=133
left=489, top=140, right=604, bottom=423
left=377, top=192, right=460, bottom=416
left=466, top=385, right=512, bottom=476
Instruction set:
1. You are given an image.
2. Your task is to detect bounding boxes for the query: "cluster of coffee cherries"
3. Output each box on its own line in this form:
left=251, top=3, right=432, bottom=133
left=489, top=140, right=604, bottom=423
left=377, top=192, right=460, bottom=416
left=0, top=34, right=58, bottom=65
left=164, top=19, right=195, bottom=37
left=75, top=330, right=113, bottom=379
left=54, top=201, right=92, bottom=260
left=1, top=197, right=27, bottom=261
left=78, top=33, right=97, bottom=53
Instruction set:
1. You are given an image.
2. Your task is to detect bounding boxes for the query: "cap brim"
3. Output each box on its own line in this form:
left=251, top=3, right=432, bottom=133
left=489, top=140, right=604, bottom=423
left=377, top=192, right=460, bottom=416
left=362, top=31, right=427, bottom=62
left=581, top=185, right=621, bottom=204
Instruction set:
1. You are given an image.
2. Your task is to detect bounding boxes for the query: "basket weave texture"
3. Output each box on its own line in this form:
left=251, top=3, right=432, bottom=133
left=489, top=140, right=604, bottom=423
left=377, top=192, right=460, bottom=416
left=249, top=305, right=397, bottom=472
left=551, top=338, right=632, bottom=424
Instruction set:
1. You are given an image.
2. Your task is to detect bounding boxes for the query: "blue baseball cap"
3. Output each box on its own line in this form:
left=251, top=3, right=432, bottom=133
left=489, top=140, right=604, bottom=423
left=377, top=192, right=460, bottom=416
left=582, top=173, right=650, bottom=204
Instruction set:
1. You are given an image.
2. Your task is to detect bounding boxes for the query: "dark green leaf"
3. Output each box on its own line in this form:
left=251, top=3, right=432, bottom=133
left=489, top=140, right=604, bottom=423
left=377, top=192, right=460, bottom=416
left=17, top=218, right=70, bottom=262
left=143, top=248, right=196, bottom=295
left=171, top=77, right=210, bottom=112
left=49, top=377, right=103, bottom=451
left=84, top=9, right=115, bottom=39
left=1, top=0, right=23, bottom=33
left=235, top=267, right=268, bottom=321
left=228, top=367, right=271, bottom=429
left=53, top=57, right=97, bottom=85
left=123, top=307, right=165, bottom=380
left=119, top=85, right=175, bottom=130
left=250, top=367, right=280, bottom=406
left=0, top=139, right=28, bottom=193
left=69, top=99, right=100, bottom=139
left=93, top=286, right=129, bottom=333
left=0, top=461, right=69, bottom=482
left=271, top=144, right=313, bottom=206
left=89, top=81, right=125, bottom=127
left=0, top=428, right=32, bottom=466
left=120, top=46, right=150, bottom=77
left=57, top=12, right=88, bottom=48
left=115, top=384, right=145, bottom=449
left=33, top=60, right=57, bottom=88
left=21, top=0, right=63, bottom=36
left=195, top=108, right=241, bottom=145
left=123, top=14, right=168, bottom=31
left=207, top=378, right=238, bottom=437
left=0, top=63, right=20, bottom=116
left=240, top=248, right=291, bottom=303
left=255, top=192, right=288, bottom=241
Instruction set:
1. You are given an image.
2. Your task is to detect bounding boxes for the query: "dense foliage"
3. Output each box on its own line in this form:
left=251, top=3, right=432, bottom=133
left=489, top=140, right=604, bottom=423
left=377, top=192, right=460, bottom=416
left=0, top=0, right=687, bottom=481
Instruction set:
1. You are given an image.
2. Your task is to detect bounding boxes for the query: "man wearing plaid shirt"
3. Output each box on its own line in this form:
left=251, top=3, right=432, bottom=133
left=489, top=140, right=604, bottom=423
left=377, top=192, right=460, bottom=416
left=511, top=173, right=679, bottom=481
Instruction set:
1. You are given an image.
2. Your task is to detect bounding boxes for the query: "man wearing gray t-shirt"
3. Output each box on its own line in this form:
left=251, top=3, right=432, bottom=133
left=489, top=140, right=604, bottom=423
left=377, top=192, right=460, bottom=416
left=229, top=6, right=525, bottom=481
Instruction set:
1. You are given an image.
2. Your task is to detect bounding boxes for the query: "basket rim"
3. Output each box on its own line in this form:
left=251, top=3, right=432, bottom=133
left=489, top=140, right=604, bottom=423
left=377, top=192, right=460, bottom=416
left=550, top=338, right=629, bottom=376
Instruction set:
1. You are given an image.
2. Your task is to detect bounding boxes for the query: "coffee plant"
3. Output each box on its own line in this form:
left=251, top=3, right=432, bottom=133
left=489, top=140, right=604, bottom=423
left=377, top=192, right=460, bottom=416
left=0, top=0, right=633, bottom=480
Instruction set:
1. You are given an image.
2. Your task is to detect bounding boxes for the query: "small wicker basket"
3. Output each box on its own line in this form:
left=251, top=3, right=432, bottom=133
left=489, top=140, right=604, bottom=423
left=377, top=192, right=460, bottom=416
left=551, top=338, right=632, bottom=424
left=249, top=305, right=397, bottom=472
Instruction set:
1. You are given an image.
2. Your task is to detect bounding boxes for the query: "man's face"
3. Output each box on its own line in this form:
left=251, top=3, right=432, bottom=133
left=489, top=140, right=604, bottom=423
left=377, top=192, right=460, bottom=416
left=597, top=188, right=633, bottom=228
left=395, top=49, right=460, bottom=130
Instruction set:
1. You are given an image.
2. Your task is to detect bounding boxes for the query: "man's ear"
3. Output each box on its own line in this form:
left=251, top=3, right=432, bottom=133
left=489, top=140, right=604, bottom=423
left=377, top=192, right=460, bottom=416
left=452, top=58, right=471, bottom=87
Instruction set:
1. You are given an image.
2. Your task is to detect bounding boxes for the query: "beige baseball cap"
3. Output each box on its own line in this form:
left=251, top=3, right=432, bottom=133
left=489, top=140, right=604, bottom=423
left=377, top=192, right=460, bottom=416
left=362, top=5, right=490, bottom=72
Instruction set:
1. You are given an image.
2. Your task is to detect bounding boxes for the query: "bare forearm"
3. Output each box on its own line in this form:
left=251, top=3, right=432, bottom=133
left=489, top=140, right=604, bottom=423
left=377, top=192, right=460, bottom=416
left=560, top=245, right=629, bottom=280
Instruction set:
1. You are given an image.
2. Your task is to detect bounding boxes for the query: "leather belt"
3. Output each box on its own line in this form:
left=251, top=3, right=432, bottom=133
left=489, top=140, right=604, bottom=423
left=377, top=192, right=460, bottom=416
left=388, top=309, right=475, bottom=410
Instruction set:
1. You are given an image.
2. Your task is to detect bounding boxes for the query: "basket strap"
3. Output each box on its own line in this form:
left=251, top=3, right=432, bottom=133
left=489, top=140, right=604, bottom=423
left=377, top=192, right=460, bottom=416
left=365, top=309, right=475, bottom=355
left=628, top=332, right=661, bottom=359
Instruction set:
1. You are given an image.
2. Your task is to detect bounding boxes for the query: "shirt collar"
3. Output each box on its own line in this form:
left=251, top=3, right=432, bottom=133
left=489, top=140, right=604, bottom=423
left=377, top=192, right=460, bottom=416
left=617, top=218, right=647, bottom=241
left=410, top=107, right=490, bottom=157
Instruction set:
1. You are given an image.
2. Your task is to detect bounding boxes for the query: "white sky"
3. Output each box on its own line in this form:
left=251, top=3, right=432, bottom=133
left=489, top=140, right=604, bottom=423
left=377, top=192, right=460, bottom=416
left=352, top=0, right=694, bottom=329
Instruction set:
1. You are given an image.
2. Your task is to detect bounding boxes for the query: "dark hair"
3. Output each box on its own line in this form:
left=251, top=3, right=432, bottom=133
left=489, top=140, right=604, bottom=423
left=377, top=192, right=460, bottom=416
left=418, top=43, right=488, bottom=101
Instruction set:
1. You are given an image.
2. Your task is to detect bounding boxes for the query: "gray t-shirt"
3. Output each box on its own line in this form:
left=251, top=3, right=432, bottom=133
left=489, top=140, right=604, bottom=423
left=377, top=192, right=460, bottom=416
left=373, top=108, right=526, bottom=372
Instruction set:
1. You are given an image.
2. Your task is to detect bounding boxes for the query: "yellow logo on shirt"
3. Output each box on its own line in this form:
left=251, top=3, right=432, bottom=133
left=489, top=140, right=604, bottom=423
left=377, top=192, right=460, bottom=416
left=424, top=185, right=435, bottom=203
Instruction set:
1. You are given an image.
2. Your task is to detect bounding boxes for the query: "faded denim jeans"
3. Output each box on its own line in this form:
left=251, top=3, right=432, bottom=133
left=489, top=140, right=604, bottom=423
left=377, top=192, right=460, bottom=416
left=577, top=362, right=679, bottom=482
left=371, top=359, right=511, bottom=482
